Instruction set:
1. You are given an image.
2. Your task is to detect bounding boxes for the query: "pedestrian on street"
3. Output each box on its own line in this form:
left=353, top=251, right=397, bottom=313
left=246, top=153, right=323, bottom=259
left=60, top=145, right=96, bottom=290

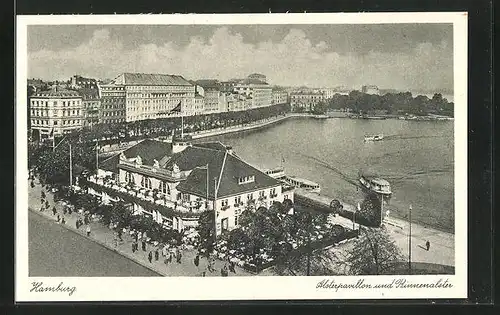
left=41, top=191, right=45, bottom=199
left=164, top=258, right=168, bottom=266
left=229, top=262, right=236, bottom=273
left=177, top=252, right=182, bottom=264
left=118, top=230, right=123, bottom=241
left=148, top=251, right=153, bottom=263
left=194, top=255, right=200, bottom=267
left=132, top=242, right=136, bottom=253
left=161, top=245, right=167, bottom=257
left=63, top=207, right=67, bottom=215
left=155, top=249, right=159, bottom=261
left=426, top=240, right=431, bottom=251
left=76, top=219, right=80, bottom=229
left=56, top=215, right=60, bottom=223
left=52, top=206, right=57, bottom=216
left=202, top=271, right=206, bottom=277
left=142, top=240, right=147, bottom=251
left=61, top=217, right=66, bottom=225
left=86, top=225, right=91, bottom=237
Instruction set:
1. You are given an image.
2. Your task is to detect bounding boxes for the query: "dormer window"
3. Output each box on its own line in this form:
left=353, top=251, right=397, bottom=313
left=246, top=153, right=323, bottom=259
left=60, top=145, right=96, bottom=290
left=238, top=175, right=255, bottom=185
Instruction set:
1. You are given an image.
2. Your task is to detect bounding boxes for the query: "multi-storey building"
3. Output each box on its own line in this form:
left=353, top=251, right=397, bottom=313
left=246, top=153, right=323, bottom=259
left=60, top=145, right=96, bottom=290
left=195, top=80, right=220, bottom=114
left=234, top=79, right=272, bottom=109
left=272, top=89, right=288, bottom=105
left=193, top=93, right=205, bottom=115
left=247, top=73, right=267, bottom=83
left=91, top=138, right=294, bottom=235
left=79, top=88, right=101, bottom=127
left=220, top=81, right=237, bottom=93
left=290, top=91, right=325, bottom=112
left=361, top=85, right=380, bottom=95
left=29, top=87, right=84, bottom=138
left=100, top=73, right=196, bottom=123
left=70, top=75, right=98, bottom=90
left=99, top=82, right=126, bottom=124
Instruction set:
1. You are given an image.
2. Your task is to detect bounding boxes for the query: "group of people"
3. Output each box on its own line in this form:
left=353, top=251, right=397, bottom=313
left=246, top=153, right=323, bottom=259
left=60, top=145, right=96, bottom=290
left=38, top=186, right=92, bottom=237
left=196, top=254, right=237, bottom=277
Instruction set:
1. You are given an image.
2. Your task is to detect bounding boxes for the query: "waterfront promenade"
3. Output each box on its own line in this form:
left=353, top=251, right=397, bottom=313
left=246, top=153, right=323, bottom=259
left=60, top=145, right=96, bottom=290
left=383, top=216, right=454, bottom=268
left=99, top=113, right=315, bottom=156
left=28, top=178, right=253, bottom=277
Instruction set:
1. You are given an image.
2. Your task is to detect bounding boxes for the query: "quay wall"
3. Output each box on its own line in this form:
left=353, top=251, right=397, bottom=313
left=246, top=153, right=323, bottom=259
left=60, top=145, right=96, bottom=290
left=294, top=189, right=454, bottom=267
left=98, top=113, right=319, bottom=156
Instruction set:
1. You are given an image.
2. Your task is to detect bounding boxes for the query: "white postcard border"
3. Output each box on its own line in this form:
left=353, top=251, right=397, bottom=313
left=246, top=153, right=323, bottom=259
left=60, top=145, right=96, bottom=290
left=15, top=12, right=468, bottom=301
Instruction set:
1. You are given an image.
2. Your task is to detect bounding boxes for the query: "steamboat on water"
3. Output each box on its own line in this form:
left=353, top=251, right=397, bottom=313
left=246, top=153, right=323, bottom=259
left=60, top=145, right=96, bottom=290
left=358, top=172, right=392, bottom=200
left=265, top=167, right=321, bottom=193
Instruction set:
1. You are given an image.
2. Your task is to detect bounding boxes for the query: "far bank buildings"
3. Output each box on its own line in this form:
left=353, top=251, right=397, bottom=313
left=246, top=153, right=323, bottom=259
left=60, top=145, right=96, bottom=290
left=29, top=72, right=287, bottom=139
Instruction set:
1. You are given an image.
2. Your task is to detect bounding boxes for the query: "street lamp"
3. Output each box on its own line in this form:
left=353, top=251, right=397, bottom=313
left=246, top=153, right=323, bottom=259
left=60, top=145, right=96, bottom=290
left=408, top=204, right=412, bottom=274
left=354, top=202, right=360, bottom=231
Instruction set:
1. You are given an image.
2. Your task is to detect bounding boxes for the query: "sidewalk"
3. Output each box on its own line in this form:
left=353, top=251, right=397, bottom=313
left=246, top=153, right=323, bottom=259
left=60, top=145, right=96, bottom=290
left=28, top=178, right=254, bottom=277
left=383, top=217, right=454, bottom=267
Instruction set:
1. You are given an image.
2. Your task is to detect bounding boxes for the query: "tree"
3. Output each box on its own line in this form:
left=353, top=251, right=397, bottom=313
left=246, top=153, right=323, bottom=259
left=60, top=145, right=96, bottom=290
left=196, top=210, right=215, bottom=257
left=358, top=192, right=382, bottom=226
left=110, top=201, right=133, bottom=230
left=347, top=226, right=403, bottom=275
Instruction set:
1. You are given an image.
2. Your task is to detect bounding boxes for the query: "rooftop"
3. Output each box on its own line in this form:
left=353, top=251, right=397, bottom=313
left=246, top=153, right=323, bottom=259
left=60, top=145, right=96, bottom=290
left=195, top=79, right=220, bottom=89
left=237, top=78, right=269, bottom=85
left=100, top=139, right=281, bottom=199
left=112, top=73, right=193, bottom=86
left=34, top=88, right=81, bottom=98
left=78, top=88, right=100, bottom=100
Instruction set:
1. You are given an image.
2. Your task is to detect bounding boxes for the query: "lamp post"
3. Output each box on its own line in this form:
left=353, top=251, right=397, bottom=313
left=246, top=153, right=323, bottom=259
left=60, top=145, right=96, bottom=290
left=354, top=202, right=360, bottom=231
left=408, top=204, right=412, bottom=274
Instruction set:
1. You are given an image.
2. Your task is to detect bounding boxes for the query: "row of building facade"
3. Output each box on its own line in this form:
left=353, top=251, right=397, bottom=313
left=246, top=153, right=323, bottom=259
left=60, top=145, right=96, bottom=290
left=29, top=73, right=289, bottom=138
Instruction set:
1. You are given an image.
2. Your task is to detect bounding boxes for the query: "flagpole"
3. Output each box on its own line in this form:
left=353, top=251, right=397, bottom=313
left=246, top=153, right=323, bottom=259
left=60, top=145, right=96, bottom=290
left=206, top=163, right=209, bottom=209
left=69, top=143, right=73, bottom=188
left=214, top=177, right=218, bottom=239
left=96, top=140, right=99, bottom=176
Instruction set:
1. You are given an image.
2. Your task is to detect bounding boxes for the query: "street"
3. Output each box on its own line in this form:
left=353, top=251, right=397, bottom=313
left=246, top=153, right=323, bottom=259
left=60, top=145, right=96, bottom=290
left=29, top=211, right=160, bottom=277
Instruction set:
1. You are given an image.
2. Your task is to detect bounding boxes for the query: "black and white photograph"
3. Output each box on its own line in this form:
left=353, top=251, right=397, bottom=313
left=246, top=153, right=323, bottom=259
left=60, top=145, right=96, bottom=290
left=15, top=13, right=468, bottom=301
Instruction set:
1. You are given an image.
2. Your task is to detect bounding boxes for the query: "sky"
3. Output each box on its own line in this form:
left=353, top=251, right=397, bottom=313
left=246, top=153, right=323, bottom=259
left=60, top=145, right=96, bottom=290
left=27, top=24, right=453, bottom=92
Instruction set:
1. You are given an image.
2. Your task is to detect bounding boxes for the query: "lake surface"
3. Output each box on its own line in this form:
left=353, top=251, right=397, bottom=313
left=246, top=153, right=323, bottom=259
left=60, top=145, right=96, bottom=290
left=199, top=118, right=454, bottom=233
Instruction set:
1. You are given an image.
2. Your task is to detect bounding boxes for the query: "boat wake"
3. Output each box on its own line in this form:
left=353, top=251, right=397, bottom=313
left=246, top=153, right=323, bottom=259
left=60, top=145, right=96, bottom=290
left=296, top=153, right=362, bottom=189
left=382, top=134, right=448, bottom=141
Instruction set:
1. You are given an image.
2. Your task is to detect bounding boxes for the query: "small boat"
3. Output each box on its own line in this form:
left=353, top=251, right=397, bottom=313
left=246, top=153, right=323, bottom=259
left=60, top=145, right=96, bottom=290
left=313, top=114, right=329, bottom=119
left=265, top=167, right=286, bottom=180
left=364, top=134, right=384, bottom=142
left=284, top=176, right=321, bottom=193
left=359, top=174, right=392, bottom=197
left=265, top=167, right=321, bottom=193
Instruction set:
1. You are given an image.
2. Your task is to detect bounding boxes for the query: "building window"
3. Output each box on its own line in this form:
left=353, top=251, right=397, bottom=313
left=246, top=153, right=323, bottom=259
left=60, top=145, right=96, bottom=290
left=234, top=196, right=242, bottom=206
left=158, top=181, right=169, bottom=194
left=125, top=172, right=134, bottom=185
left=221, top=199, right=228, bottom=207
left=141, top=176, right=152, bottom=189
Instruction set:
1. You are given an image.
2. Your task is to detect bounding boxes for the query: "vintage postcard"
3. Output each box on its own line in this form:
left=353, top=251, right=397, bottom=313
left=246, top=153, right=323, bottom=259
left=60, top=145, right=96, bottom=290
left=16, top=12, right=467, bottom=301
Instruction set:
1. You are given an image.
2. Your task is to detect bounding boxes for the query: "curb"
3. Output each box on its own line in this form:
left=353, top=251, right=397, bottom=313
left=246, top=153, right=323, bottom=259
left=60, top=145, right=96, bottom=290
left=29, top=208, right=167, bottom=277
